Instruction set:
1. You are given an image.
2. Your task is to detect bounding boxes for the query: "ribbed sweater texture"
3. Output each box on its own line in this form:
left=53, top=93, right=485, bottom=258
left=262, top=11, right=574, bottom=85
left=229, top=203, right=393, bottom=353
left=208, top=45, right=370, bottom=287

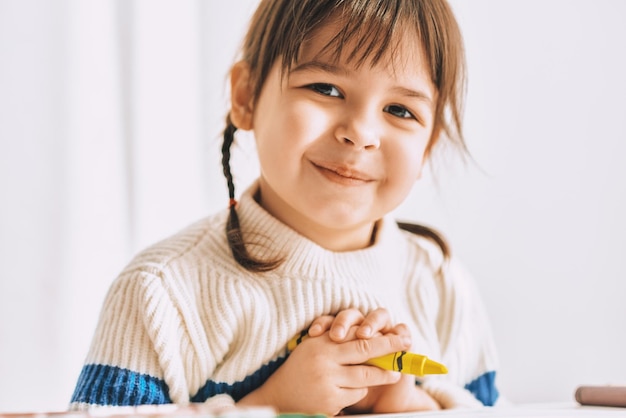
left=70, top=184, right=499, bottom=410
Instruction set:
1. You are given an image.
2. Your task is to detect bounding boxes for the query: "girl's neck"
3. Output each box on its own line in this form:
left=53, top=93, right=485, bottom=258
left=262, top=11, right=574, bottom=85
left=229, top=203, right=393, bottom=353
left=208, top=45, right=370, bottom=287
left=253, top=184, right=379, bottom=252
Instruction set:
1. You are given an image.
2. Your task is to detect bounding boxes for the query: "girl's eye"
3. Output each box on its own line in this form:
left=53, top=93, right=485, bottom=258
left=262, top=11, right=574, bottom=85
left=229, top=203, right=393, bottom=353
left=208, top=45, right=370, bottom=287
left=308, top=83, right=342, bottom=98
left=384, top=104, right=415, bottom=120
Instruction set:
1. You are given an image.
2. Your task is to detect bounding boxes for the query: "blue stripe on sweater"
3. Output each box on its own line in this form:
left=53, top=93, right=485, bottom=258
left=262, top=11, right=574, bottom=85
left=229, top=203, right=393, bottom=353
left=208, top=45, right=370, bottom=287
left=71, top=358, right=287, bottom=406
left=70, top=364, right=171, bottom=406
left=72, top=360, right=497, bottom=407
left=191, top=356, right=286, bottom=402
left=464, top=370, right=499, bottom=406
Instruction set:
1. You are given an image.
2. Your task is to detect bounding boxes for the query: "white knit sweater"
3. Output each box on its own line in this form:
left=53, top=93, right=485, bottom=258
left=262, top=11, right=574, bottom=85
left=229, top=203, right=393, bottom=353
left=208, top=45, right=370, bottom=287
left=70, top=183, right=499, bottom=411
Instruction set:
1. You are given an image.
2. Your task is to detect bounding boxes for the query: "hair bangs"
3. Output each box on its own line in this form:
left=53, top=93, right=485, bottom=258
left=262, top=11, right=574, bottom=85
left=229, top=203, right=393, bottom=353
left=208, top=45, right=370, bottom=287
left=321, top=1, right=410, bottom=68
left=279, top=0, right=421, bottom=73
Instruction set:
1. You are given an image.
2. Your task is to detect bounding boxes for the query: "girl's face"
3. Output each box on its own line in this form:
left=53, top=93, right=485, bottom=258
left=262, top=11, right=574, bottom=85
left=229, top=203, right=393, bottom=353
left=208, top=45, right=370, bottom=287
left=231, top=20, right=435, bottom=251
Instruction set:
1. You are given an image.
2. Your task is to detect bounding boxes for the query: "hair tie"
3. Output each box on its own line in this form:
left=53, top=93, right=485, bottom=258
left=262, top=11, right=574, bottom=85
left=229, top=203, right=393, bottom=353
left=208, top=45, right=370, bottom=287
left=229, top=198, right=238, bottom=209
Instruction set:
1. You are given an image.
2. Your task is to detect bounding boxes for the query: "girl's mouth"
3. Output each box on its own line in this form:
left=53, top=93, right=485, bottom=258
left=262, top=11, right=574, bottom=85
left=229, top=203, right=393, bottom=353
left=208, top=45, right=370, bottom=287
left=311, top=161, right=374, bottom=185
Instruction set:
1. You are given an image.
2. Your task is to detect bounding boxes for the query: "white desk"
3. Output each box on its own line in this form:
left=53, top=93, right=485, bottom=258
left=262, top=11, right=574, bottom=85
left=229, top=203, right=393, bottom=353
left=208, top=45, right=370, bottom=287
left=362, top=403, right=626, bottom=417
left=1, top=404, right=624, bottom=418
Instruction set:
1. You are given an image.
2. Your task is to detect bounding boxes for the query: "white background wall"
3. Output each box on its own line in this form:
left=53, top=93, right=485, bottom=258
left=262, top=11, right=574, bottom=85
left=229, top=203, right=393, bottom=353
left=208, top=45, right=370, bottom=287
left=417, top=0, right=626, bottom=403
left=1, top=0, right=625, bottom=412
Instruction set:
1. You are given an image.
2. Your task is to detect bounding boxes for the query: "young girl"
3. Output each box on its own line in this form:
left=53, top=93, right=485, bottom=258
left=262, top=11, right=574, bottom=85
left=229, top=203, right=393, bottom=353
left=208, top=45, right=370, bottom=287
left=70, top=0, right=500, bottom=414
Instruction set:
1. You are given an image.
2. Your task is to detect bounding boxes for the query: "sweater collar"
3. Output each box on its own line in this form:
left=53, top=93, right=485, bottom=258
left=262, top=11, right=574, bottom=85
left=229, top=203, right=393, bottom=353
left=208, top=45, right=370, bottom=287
left=236, top=182, right=407, bottom=282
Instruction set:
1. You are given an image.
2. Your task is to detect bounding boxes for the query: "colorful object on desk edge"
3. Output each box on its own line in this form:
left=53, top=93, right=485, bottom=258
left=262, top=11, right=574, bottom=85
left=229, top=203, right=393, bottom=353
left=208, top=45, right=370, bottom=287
left=575, top=385, right=626, bottom=408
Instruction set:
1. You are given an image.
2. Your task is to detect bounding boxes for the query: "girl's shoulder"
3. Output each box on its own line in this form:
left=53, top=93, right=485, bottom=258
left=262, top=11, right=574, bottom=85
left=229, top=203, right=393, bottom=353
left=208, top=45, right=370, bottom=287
left=394, top=220, right=477, bottom=287
left=120, top=209, right=232, bottom=278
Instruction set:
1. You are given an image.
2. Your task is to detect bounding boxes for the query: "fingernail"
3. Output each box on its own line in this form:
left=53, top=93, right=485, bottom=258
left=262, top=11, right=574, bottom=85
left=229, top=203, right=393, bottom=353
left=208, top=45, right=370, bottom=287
left=402, top=336, right=412, bottom=347
left=331, top=326, right=345, bottom=339
left=360, top=325, right=372, bottom=337
left=308, top=324, right=322, bottom=335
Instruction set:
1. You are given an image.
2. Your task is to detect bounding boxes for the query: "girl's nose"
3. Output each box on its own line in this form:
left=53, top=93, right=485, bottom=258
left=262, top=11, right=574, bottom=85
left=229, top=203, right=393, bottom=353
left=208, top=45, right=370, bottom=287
left=334, top=107, right=381, bottom=150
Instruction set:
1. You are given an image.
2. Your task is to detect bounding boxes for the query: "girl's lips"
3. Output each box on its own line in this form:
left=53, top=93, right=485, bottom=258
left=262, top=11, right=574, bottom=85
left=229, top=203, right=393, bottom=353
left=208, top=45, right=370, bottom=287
left=311, top=161, right=374, bottom=184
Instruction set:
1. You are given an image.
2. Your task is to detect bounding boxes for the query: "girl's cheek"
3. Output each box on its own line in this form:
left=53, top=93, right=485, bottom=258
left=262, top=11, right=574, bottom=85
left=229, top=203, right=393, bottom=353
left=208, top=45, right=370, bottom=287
left=387, top=140, right=426, bottom=179
left=288, top=102, right=337, bottom=134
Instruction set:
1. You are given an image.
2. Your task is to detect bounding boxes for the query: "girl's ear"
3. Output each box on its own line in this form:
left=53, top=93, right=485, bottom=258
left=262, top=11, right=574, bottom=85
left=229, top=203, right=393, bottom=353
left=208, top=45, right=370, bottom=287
left=230, top=61, right=255, bottom=130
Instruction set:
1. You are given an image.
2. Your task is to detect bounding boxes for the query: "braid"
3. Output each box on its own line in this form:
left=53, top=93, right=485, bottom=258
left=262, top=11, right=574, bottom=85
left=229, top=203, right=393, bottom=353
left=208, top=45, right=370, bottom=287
left=397, top=222, right=450, bottom=260
left=222, top=119, right=238, bottom=203
left=221, top=116, right=283, bottom=272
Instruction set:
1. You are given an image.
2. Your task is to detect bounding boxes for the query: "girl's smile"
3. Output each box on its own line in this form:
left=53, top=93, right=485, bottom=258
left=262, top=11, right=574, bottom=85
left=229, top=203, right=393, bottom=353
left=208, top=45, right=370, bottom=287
left=310, top=159, right=376, bottom=186
left=231, top=19, right=436, bottom=251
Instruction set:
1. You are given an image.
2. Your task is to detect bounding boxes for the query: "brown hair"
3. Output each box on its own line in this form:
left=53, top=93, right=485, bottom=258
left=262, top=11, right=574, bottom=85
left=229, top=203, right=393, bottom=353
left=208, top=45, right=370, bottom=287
left=222, top=0, right=466, bottom=271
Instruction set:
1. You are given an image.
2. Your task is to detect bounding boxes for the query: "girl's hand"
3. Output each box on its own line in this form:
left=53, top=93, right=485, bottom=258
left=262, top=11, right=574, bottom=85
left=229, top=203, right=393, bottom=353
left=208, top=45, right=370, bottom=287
left=308, top=308, right=408, bottom=342
left=307, top=309, right=441, bottom=414
left=237, top=331, right=409, bottom=416
left=345, top=374, right=441, bottom=414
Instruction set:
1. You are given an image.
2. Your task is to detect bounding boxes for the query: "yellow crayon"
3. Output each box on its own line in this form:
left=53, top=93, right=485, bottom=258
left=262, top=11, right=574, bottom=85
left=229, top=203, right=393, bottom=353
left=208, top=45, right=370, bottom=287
left=287, top=332, right=447, bottom=377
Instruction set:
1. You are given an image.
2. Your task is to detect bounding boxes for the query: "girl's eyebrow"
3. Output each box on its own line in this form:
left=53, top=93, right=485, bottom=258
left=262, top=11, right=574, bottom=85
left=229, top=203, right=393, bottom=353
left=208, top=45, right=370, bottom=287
left=291, top=60, right=349, bottom=76
left=392, top=86, right=433, bottom=106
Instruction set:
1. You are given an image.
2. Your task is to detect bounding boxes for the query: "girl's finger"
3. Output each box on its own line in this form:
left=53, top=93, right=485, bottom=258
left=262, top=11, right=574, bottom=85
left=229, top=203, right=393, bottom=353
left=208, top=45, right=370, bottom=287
left=388, top=322, right=411, bottom=339
left=336, top=332, right=412, bottom=365
left=337, top=363, right=402, bottom=389
left=335, top=387, right=369, bottom=414
left=356, top=308, right=392, bottom=338
left=307, top=315, right=336, bottom=336
left=328, top=309, right=365, bottom=341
